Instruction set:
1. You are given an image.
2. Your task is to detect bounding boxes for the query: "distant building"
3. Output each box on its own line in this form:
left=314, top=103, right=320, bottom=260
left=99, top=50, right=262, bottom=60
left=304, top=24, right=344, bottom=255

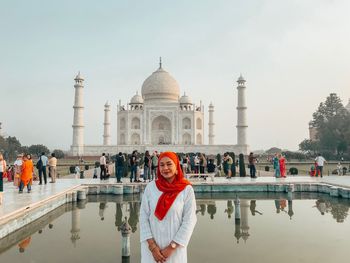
left=70, top=59, right=250, bottom=156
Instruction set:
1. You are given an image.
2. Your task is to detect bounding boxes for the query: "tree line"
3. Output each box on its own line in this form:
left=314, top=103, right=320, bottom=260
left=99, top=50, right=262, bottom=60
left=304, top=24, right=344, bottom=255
left=0, top=135, right=65, bottom=162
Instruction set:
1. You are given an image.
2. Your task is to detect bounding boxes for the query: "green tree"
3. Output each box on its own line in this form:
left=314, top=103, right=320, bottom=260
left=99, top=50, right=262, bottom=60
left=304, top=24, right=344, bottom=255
left=299, top=139, right=319, bottom=155
left=304, top=93, right=350, bottom=156
left=52, top=149, right=65, bottom=159
left=28, top=144, right=50, bottom=157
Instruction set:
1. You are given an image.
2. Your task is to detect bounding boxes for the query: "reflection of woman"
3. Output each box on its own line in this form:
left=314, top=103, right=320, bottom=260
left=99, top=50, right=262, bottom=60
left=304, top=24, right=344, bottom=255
left=140, top=152, right=197, bottom=263
left=18, top=236, right=32, bottom=253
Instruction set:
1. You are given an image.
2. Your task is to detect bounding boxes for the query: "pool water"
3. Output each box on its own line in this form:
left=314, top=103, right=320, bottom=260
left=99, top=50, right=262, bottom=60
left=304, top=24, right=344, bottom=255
left=0, top=193, right=349, bottom=263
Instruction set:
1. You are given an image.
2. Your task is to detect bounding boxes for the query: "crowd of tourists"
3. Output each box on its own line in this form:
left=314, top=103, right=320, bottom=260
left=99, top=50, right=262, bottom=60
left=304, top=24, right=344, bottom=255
left=0, top=152, right=58, bottom=204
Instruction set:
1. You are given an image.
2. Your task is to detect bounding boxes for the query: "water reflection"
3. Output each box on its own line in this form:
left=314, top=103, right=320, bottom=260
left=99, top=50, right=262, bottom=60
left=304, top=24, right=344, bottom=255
left=0, top=193, right=349, bottom=262
left=314, top=199, right=349, bottom=223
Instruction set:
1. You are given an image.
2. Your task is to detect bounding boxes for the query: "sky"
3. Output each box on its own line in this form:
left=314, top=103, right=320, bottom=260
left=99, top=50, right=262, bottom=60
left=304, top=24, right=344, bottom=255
left=1, top=0, right=350, bottom=152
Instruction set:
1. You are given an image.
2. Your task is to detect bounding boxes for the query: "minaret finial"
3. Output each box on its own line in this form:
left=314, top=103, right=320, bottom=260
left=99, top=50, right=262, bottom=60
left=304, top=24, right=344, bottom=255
left=159, top=57, right=162, bottom=69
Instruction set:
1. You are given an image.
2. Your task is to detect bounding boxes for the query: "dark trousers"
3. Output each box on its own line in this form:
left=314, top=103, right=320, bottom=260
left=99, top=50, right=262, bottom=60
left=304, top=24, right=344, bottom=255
left=39, top=166, right=47, bottom=184
left=316, top=166, right=323, bottom=177
left=116, top=166, right=124, bottom=182
left=19, top=180, right=32, bottom=192
left=250, top=164, right=256, bottom=178
left=100, top=165, right=107, bottom=179
left=130, top=165, right=137, bottom=182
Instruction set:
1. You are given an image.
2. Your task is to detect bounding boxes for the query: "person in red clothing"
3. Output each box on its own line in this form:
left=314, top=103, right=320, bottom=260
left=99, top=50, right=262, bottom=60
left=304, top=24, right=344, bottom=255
left=20, top=154, right=34, bottom=193
left=278, top=154, right=287, bottom=178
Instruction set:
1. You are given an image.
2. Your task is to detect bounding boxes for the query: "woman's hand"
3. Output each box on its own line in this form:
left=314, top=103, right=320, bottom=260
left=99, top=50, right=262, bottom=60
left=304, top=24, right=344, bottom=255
left=160, top=245, right=176, bottom=259
left=151, top=246, right=166, bottom=263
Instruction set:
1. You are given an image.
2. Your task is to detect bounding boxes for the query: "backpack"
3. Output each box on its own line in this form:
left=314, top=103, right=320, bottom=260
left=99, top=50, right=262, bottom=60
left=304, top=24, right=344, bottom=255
left=36, top=157, right=43, bottom=169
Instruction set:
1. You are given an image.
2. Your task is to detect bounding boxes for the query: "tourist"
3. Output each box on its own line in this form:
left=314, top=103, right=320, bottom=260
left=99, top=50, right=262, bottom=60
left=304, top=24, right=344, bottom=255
left=315, top=153, right=327, bottom=178
left=37, top=152, right=48, bottom=185
left=194, top=154, right=200, bottom=174
left=199, top=153, right=207, bottom=174
left=14, top=154, right=23, bottom=187
left=278, top=153, right=286, bottom=178
left=99, top=153, right=107, bottom=180
left=248, top=152, right=257, bottom=178
left=93, top=163, right=98, bottom=179
left=337, top=162, right=343, bottom=176
left=273, top=153, right=280, bottom=178
left=0, top=153, right=6, bottom=205
left=74, top=165, right=80, bottom=179
left=182, top=154, right=189, bottom=178
left=20, top=154, right=34, bottom=193
left=115, top=152, right=125, bottom=183
left=129, top=150, right=138, bottom=183
left=223, top=153, right=233, bottom=179
left=48, top=153, right=57, bottom=183
left=150, top=151, right=158, bottom=181
left=140, top=151, right=197, bottom=263
left=144, top=150, right=151, bottom=182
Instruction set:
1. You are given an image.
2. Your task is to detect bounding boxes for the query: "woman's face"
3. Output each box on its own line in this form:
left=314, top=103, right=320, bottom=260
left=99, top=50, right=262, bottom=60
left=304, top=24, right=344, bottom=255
left=159, top=156, right=177, bottom=182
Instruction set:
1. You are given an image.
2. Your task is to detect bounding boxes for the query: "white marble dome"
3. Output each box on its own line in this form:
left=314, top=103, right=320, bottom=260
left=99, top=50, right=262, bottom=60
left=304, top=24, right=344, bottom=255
left=141, top=66, right=180, bottom=102
left=130, top=92, right=144, bottom=104
left=179, top=93, right=192, bottom=104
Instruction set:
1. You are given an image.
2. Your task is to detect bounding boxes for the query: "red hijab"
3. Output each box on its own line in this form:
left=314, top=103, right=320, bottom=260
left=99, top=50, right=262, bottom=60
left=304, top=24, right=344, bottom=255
left=155, top=152, right=191, bottom=220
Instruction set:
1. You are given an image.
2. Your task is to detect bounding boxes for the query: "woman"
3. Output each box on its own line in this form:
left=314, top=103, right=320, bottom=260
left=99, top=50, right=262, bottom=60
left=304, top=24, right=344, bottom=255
left=140, top=152, right=197, bottom=263
left=273, top=154, right=280, bottom=178
left=279, top=154, right=287, bottom=178
left=0, top=153, right=6, bottom=204
left=20, top=154, right=34, bottom=193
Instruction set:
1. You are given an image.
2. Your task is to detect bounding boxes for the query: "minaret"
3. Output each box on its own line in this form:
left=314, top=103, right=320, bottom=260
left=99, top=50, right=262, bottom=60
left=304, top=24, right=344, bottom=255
left=71, top=72, right=85, bottom=156
left=208, top=102, right=215, bottom=145
left=103, top=102, right=111, bottom=145
left=236, top=75, right=248, bottom=153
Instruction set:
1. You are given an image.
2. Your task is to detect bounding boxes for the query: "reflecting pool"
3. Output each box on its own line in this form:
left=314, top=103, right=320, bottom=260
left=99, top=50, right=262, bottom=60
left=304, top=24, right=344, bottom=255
left=0, top=192, right=349, bottom=263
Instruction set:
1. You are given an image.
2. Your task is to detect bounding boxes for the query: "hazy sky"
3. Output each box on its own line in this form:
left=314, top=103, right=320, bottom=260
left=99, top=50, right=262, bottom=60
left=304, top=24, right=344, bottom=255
left=1, top=0, right=350, bottom=152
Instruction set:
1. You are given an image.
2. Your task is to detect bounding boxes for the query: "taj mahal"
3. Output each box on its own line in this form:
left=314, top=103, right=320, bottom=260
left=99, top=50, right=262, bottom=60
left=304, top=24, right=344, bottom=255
left=70, top=59, right=249, bottom=156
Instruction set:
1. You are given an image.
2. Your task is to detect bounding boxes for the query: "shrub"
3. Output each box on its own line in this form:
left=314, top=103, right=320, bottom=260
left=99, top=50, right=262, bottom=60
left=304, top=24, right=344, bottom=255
left=69, top=166, right=75, bottom=173
left=289, top=167, right=298, bottom=175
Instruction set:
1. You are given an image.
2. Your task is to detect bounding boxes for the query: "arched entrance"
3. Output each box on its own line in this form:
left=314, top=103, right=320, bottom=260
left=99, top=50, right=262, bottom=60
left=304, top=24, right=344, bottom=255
left=151, top=116, right=172, bottom=144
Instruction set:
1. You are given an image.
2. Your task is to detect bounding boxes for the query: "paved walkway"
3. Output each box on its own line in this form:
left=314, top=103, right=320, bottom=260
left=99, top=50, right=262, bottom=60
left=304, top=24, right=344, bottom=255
left=1, top=175, right=349, bottom=222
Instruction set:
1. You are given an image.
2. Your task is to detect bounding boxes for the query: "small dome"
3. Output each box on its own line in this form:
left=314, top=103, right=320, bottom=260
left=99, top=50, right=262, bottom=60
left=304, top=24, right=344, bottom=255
left=74, top=71, right=84, bottom=81
left=237, top=74, right=245, bottom=83
left=141, top=64, right=180, bottom=102
left=179, top=93, right=192, bottom=104
left=130, top=92, right=144, bottom=104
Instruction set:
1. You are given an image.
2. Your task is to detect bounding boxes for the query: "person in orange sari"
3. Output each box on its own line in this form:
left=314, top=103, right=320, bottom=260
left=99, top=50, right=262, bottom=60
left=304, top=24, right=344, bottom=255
left=140, top=151, right=197, bottom=263
left=279, top=154, right=287, bottom=178
left=20, top=154, right=34, bottom=193
left=18, top=236, right=32, bottom=253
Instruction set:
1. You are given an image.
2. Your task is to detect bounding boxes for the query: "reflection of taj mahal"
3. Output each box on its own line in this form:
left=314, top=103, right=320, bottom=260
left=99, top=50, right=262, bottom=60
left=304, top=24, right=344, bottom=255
left=70, top=59, right=249, bottom=156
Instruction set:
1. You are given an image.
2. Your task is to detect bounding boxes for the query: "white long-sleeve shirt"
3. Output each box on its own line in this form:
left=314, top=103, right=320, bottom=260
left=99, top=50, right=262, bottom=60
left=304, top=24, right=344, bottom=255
left=140, top=181, right=197, bottom=263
